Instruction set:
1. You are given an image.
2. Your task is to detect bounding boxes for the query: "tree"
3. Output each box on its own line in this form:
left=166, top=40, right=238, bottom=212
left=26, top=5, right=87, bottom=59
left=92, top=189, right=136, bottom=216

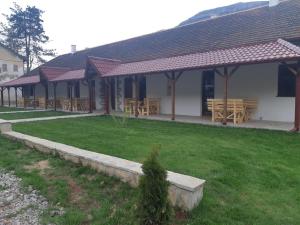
left=137, top=147, right=172, bottom=225
left=0, top=3, right=55, bottom=74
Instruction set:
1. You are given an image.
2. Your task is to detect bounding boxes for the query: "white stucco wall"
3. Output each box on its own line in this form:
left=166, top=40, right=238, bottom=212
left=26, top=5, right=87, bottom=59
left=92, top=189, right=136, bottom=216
left=146, top=70, right=202, bottom=116
left=215, top=63, right=294, bottom=122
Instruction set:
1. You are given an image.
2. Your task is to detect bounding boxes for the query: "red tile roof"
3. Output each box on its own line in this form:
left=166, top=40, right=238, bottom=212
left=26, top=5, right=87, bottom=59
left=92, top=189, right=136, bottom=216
left=88, top=56, right=121, bottom=75
left=0, top=75, right=40, bottom=87
left=31, top=0, right=300, bottom=72
left=102, top=39, right=300, bottom=77
left=50, top=69, right=85, bottom=82
left=40, top=66, right=71, bottom=80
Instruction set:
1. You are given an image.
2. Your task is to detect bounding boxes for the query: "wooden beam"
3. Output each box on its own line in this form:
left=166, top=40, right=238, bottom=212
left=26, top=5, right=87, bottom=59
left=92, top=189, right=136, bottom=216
left=33, top=85, right=36, bottom=109
left=134, top=76, right=139, bottom=117
left=223, top=67, right=229, bottom=125
left=281, top=62, right=297, bottom=76
left=164, top=72, right=171, bottom=80
left=69, top=83, right=73, bottom=112
left=15, top=87, right=18, bottom=108
left=44, top=83, right=48, bottom=109
left=8, top=87, right=10, bottom=107
left=292, top=61, right=300, bottom=132
left=53, top=82, right=57, bottom=111
left=171, top=72, right=176, bottom=120
left=0, top=88, right=3, bottom=107
left=229, top=66, right=240, bottom=76
left=214, top=68, right=224, bottom=77
left=175, top=71, right=183, bottom=82
left=88, top=79, right=92, bottom=113
left=105, top=78, right=110, bottom=115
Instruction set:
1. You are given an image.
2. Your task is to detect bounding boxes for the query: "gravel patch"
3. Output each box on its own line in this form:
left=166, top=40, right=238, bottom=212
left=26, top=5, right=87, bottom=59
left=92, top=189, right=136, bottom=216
left=0, top=170, right=48, bottom=225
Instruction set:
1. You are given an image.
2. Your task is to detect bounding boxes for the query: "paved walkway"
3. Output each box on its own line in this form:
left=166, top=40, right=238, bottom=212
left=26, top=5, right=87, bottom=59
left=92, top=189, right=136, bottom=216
left=9, top=112, right=103, bottom=124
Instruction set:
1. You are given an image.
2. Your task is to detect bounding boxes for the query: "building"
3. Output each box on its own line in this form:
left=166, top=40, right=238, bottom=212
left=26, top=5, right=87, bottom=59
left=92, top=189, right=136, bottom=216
left=0, top=43, right=24, bottom=105
left=1, top=0, right=300, bottom=131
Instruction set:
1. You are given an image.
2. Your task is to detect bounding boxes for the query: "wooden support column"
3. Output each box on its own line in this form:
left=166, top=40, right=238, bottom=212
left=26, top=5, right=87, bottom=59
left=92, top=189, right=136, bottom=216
left=134, top=76, right=139, bottom=117
left=165, top=71, right=183, bottom=121
left=44, top=83, right=48, bottom=109
left=104, top=78, right=110, bottom=115
left=214, top=66, right=239, bottom=125
left=14, top=87, right=17, bottom=107
left=284, top=61, right=300, bottom=132
left=223, top=67, right=229, bottom=125
left=294, top=71, right=300, bottom=132
left=33, top=85, right=36, bottom=109
left=8, top=87, right=11, bottom=107
left=0, top=88, right=3, bottom=106
left=53, top=82, right=57, bottom=111
left=69, top=82, right=73, bottom=112
left=88, top=79, right=92, bottom=113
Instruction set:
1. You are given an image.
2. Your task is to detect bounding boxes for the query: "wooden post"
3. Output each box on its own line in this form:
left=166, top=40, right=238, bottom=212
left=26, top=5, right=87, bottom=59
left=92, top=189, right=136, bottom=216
left=293, top=62, right=300, bottom=131
left=15, top=87, right=18, bottom=107
left=23, top=86, right=27, bottom=109
left=223, top=67, right=229, bottom=125
left=69, top=83, right=73, bottom=112
left=105, top=78, right=110, bottom=115
left=8, top=87, right=11, bottom=107
left=171, top=72, right=176, bottom=121
left=165, top=71, right=183, bottom=121
left=44, top=83, right=48, bottom=109
left=53, top=82, right=57, bottom=111
left=134, top=76, right=139, bottom=117
left=33, top=85, right=36, bottom=109
left=0, top=88, right=3, bottom=106
left=88, top=80, right=92, bottom=113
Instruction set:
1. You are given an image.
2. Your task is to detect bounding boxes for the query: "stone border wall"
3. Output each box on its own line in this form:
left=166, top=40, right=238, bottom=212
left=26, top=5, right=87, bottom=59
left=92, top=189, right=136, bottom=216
left=0, top=121, right=205, bottom=211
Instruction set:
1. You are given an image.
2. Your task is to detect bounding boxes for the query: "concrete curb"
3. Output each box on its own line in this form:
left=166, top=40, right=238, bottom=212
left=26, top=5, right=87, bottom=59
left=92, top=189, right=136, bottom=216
left=0, top=120, right=205, bottom=211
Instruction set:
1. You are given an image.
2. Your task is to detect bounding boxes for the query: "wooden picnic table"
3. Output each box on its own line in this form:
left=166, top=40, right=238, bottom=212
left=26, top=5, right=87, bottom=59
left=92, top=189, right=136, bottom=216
left=207, top=98, right=257, bottom=124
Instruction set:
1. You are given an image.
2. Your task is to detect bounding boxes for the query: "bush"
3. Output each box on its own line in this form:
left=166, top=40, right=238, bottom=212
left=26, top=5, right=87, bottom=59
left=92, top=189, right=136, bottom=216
left=137, top=147, right=172, bottom=225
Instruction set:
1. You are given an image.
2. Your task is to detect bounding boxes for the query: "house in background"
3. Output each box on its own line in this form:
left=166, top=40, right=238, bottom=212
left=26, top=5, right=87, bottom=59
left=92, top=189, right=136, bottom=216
left=1, top=0, right=300, bottom=131
left=0, top=43, right=24, bottom=105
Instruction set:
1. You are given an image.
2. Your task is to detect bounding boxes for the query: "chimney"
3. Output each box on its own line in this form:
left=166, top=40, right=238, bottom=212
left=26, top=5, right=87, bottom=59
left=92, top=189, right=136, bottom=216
left=71, top=45, right=76, bottom=54
left=269, top=0, right=280, bottom=7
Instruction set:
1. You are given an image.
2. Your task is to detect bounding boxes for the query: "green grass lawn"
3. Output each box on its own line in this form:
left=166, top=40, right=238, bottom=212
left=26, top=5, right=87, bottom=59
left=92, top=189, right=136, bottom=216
left=0, top=136, right=139, bottom=225
left=0, top=106, right=27, bottom=112
left=0, top=110, right=77, bottom=120
left=13, top=116, right=300, bottom=225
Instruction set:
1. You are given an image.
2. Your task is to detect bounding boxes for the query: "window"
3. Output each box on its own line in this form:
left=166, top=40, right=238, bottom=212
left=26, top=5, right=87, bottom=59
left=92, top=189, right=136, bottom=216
left=277, top=64, right=296, bottom=97
left=2, top=64, right=7, bottom=72
left=30, top=86, right=34, bottom=97
left=124, top=77, right=133, bottom=98
left=13, top=65, right=18, bottom=72
left=75, top=82, right=80, bottom=98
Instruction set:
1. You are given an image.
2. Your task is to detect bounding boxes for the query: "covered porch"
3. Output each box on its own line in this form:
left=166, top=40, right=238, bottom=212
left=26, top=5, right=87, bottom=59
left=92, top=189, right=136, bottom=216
left=0, top=67, right=97, bottom=113
left=97, top=39, right=300, bottom=132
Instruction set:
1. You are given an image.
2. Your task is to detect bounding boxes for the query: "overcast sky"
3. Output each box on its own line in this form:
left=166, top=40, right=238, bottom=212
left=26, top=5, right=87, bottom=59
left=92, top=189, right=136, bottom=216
left=1, top=0, right=261, bottom=56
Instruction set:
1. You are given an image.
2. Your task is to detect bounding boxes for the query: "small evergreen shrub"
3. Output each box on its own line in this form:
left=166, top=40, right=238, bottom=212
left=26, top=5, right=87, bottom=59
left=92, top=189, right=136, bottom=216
left=137, top=147, right=172, bottom=225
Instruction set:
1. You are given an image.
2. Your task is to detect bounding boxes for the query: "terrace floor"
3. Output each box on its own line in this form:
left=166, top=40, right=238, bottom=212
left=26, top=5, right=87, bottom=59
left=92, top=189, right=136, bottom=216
left=114, top=113, right=294, bottom=132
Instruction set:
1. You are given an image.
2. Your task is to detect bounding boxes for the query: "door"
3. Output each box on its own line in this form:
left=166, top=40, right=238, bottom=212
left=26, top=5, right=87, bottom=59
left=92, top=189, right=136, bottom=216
left=124, top=77, right=133, bottom=98
left=202, top=70, right=215, bottom=115
left=139, top=76, right=146, bottom=101
left=110, top=79, right=116, bottom=110
left=91, top=80, right=96, bottom=110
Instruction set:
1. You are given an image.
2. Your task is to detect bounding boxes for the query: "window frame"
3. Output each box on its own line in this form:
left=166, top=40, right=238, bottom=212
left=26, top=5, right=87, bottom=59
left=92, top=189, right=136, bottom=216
left=277, top=64, right=296, bottom=98
left=2, top=64, right=7, bottom=72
